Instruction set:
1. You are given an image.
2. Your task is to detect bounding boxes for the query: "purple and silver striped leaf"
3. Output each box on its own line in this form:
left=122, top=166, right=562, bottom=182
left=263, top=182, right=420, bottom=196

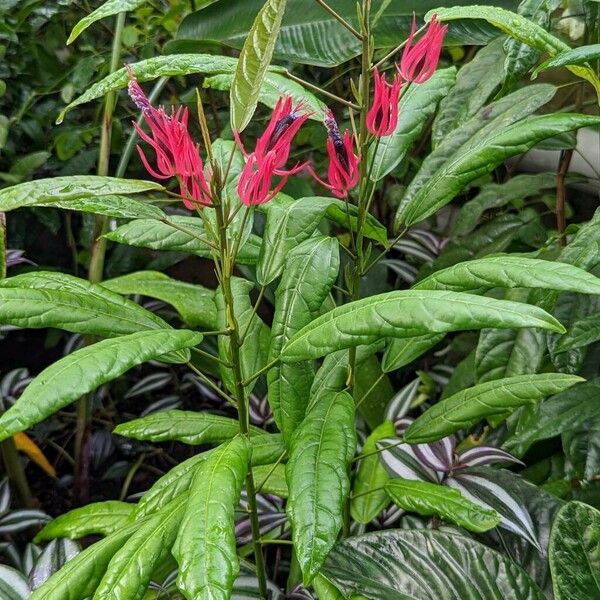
left=6, top=250, right=35, bottom=269
left=385, top=378, right=420, bottom=422
left=393, top=239, right=437, bottom=263
left=395, top=418, right=414, bottom=436
left=377, top=438, right=439, bottom=483
left=447, top=472, right=539, bottom=549
left=428, top=364, right=454, bottom=387
left=408, top=229, right=447, bottom=255
left=382, top=259, right=418, bottom=284
left=412, top=436, right=456, bottom=473
left=457, top=446, right=524, bottom=468
left=375, top=504, right=404, bottom=528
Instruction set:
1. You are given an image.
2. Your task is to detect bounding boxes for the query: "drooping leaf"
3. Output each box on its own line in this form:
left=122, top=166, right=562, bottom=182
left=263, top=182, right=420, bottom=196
left=351, top=420, right=395, bottom=524
left=68, top=0, right=145, bottom=44
left=280, top=290, right=564, bottom=362
left=370, top=67, right=457, bottom=181
left=102, top=271, right=217, bottom=329
left=173, top=435, right=250, bottom=600
left=0, top=176, right=162, bottom=211
left=535, top=43, right=600, bottom=76
left=230, top=0, right=287, bottom=131
left=404, top=374, right=584, bottom=443
left=286, top=390, right=356, bottom=585
left=322, top=529, right=546, bottom=600
left=35, top=502, right=134, bottom=542
left=268, top=237, right=339, bottom=443
left=0, top=329, right=202, bottom=442
left=549, top=501, right=600, bottom=599
left=385, top=478, right=500, bottom=533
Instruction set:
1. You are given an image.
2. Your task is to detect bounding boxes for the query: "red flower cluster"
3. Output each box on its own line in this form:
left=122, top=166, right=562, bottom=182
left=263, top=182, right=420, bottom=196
left=367, top=14, right=447, bottom=137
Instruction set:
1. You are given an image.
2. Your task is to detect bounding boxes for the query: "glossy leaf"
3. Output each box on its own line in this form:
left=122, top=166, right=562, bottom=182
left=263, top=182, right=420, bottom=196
left=550, top=501, right=600, bottom=599
left=173, top=435, right=250, bottom=600
left=280, top=290, right=564, bottom=362
left=268, top=237, right=339, bottom=443
left=0, top=329, right=202, bottom=442
left=252, top=463, right=288, bottom=498
left=405, top=374, right=583, bottom=443
left=351, top=420, right=395, bottom=524
left=286, top=390, right=356, bottom=584
left=35, top=501, right=134, bottom=542
left=382, top=334, right=445, bottom=373
left=385, top=478, right=500, bottom=532
left=68, top=0, right=145, bottom=43
left=554, top=312, right=600, bottom=353
left=535, top=43, right=600, bottom=75
left=102, top=271, right=217, bottom=329
left=322, top=529, right=545, bottom=600
left=230, top=0, right=287, bottom=131
left=370, top=67, right=457, bottom=181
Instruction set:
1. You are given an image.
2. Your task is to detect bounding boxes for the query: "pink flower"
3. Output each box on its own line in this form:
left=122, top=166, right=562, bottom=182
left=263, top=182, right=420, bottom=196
left=397, top=14, right=447, bottom=84
left=367, top=68, right=403, bottom=137
left=126, top=65, right=211, bottom=209
left=309, top=110, right=359, bottom=198
left=237, top=153, right=288, bottom=206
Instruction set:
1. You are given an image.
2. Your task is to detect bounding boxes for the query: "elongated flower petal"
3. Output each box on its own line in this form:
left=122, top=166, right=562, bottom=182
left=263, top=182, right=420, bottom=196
left=367, top=68, right=403, bottom=137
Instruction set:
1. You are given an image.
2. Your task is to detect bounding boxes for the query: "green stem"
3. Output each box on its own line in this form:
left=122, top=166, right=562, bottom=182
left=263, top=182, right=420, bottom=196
left=0, top=439, right=33, bottom=508
left=314, top=0, right=363, bottom=40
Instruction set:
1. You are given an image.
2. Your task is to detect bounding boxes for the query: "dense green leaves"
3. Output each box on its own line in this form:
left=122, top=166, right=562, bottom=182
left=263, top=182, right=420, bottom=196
left=286, top=390, right=356, bottom=584
left=230, top=0, right=287, bottom=131
left=173, top=436, right=250, bottom=600
left=281, top=290, right=564, bottom=362
left=405, top=374, right=583, bottom=443
left=385, top=479, right=500, bottom=532
left=550, top=501, right=600, bottom=599
left=0, top=329, right=202, bottom=442
left=268, top=237, right=339, bottom=443
left=68, top=0, right=145, bottom=43
left=322, top=529, right=546, bottom=600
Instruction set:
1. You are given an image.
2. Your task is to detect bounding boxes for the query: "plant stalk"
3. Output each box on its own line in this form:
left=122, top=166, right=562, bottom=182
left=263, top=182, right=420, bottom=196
left=0, top=439, right=33, bottom=507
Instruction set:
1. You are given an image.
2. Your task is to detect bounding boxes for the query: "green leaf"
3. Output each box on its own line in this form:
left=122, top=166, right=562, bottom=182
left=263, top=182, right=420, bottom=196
left=535, top=43, right=600, bottom=76
left=0, top=176, right=162, bottom=211
left=216, top=277, right=270, bottom=396
left=29, top=521, right=140, bottom=600
left=95, top=496, right=186, bottom=600
left=385, top=478, right=501, bottom=533
left=399, top=113, right=600, bottom=227
left=114, top=410, right=263, bottom=445
left=351, top=420, right=395, bottom=524
left=431, top=38, right=505, bottom=146
left=428, top=6, right=600, bottom=98
left=0, top=565, right=30, bottom=600
left=173, top=436, right=250, bottom=600
left=286, top=390, right=356, bottom=585
left=230, top=0, right=287, bottom=131
left=550, top=501, right=600, bottom=599
left=369, top=67, right=457, bottom=181
left=102, top=271, right=217, bottom=329
left=68, top=0, right=145, bottom=44
left=382, top=334, right=445, bottom=373
left=104, top=216, right=261, bottom=265
left=0, top=215, right=5, bottom=281
left=554, top=312, right=600, bottom=353
left=280, top=290, right=564, bottom=362
left=0, top=329, right=202, bottom=442
left=34, top=501, right=134, bottom=542
left=558, top=206, right=600, bottom=271
left=415, top=255, right=600, bottom=295
left=268, top=237, right=339, bottom=443
left=405, top=374, right=584, bottom=443
left=252, top=463, right=288, bottom=498
left=322, top=529, right=545, bottom=600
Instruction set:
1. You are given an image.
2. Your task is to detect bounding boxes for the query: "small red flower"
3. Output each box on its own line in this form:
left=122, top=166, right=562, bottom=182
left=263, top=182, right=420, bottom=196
left=310, top=110, right=359, bottom=199
left=126, top=66, right=211, bottom=209
left=367, top=68, right=403, bottom=137
left=237, top=153, right=288, bottom=206
left=397, top=14, right=447, bottom=84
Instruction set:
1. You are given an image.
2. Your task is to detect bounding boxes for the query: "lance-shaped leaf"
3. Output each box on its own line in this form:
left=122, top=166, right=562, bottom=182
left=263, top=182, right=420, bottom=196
left=114, top=410, right=264, bottom=445
left=268, top=237, right=339, bottom=443
left=35, top=502, right=134, bottom=542
left=382, top=334, right=445, bottom=373
left=0, top=176, right=162, bottom=211
left=104, top=216, right=261, bottom=264
left=0, top=329, right=202, bottom=442
left=29, top=520, right=141, bottom=600
left=95, top=496, right=186, bottom=600
left=399, top=113, right=600, bottom=227
left=385, top=478, right=500, bottom=533
left=428, top=6, right=600, bottom=97
left=230, top=0, right=287, bottom=131
left=549, top=501, right=600, bottom=599
left=405, top=374, right=584, bottom=443
left=369, top=67, right=457, bottom=181
left=351, top=420, right=395, bottom=525
left=0, top=565, right=29, bottom=600
left=173, top=435, right=250, bottom=600
left=322, top=529, right=546, bottom=600
left=554, top=312, right=600, bottom=353
left=415, top=255, right=600, bottom=295
left=535, top=43, right=600, bottom=76
left=280, top=290, right=564, bottom=362
left=102, top=271, right=217, bottom=329
left=286, top=390, right=356, bottom=585
left=29, top=540, right=81, bottom=593
left=68, top=0, right=145, bottom=43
